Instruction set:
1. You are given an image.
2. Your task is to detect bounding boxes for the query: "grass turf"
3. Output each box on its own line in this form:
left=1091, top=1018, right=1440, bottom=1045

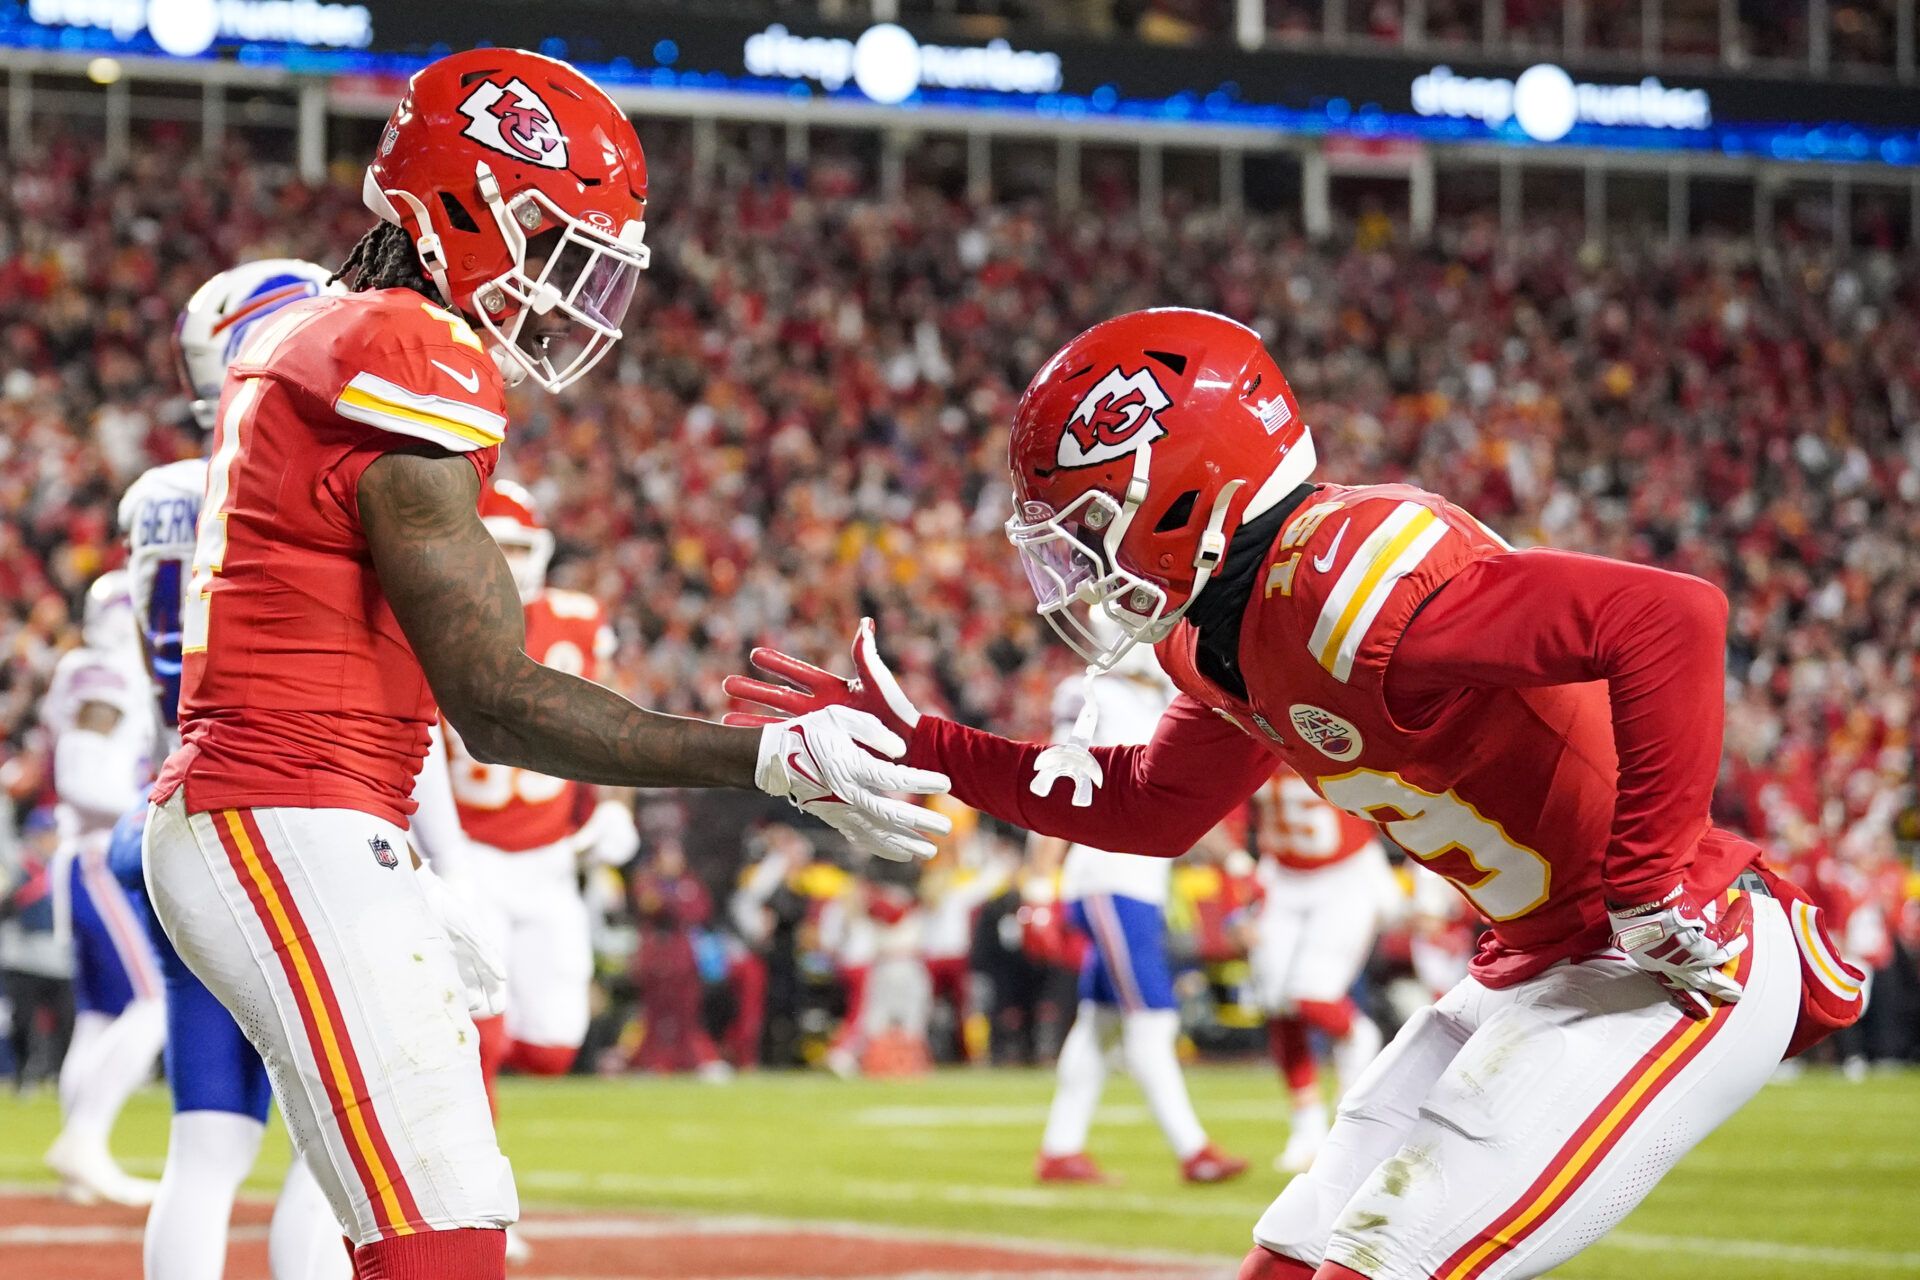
left=2, top=1064, right=1916, bottom=1277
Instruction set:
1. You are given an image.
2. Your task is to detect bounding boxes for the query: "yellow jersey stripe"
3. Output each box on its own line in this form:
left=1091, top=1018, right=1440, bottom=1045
left=336, top=385, right=503, bottom=448
left=220, top=811, right=415, bottom=1237
left=1317, top=508, right=1441, bottom=677
left=1307, top=502, right=1423, bottom=661
left=1328, top=515, right=1448, bottom=682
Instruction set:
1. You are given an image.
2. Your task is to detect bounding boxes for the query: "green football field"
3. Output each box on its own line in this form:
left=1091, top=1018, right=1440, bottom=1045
left=3, top=1064, right=1917, bottom=1278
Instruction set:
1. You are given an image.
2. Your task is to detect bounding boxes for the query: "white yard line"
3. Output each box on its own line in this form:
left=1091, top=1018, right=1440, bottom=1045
left=517, top=1167, right=1265, bottom=1221
left=0, top=1224, right=267, bottom=1246
left=7, top=1175, right=1915, bottom=1275
left=1597, top=1230, right=1920, bottom=1272
left=851, top=1101, right=1289, bottom=1128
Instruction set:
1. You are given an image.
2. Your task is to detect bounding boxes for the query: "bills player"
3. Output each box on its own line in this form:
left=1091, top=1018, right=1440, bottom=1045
left=119, top=258, right=351, bottom=1280
left=1248, top=769, right=1390, bottom=1173
left=1028, top=639, right=1246, bottom=1184
left=139, top=48, right=948, bottom=1278
left=726, top=308, right=1867, bottom=1280
left=447, top=479, right=637, bottom=1082
left=43, top=572, right=163, bottom=1206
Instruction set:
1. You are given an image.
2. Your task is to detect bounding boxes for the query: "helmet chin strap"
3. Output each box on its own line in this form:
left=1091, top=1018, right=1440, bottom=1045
left=363, top=171, right=458, bottom=311
left=1168, top=477, right=1246, bottom=631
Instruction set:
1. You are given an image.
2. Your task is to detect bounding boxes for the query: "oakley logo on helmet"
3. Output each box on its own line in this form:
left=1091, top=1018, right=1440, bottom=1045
left=457, top=77, right=569, bottom=170
left=1058, top=367, right=1170, bottom=469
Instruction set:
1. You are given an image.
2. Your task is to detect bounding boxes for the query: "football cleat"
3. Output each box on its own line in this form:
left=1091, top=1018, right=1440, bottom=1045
left=1181, top=1143, right=1249, bottom=1184
left=45, top=1131, right=158, bottom=1207
left=1035, top=1151, right=1113, bottom=1184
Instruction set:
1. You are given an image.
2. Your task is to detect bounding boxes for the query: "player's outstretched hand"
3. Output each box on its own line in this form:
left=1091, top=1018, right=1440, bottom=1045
left=1607, top=884, right=1752, bottom=1020
left=754, top=704, right=951, bottom=862
left=723, top=618, right=920, bottom=739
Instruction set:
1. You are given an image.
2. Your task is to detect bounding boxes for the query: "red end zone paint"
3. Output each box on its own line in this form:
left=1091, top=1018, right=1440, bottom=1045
left=0, top=1193, right=1227, bottom=1280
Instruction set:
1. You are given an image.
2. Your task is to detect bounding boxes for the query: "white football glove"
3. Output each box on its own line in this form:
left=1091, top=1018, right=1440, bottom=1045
left=1607, top=884, right=1752, bottom=1021
left=755, top=705, right=952, bottom=862
left=415, top=863, right=508, bottom=1020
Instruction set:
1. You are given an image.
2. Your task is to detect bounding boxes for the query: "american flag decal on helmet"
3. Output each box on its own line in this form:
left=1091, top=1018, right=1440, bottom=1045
left=1256, top=395, right=1293, bottom=435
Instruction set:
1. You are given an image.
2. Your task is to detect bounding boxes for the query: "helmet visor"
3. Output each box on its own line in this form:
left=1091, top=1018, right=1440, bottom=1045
left=479, top=191, right=650, bottom=393
left=1006, top=492, right=1168, bottom=671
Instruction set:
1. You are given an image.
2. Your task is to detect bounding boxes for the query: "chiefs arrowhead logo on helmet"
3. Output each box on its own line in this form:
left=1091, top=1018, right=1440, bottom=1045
left=457, top=77, right=570, bottom=170
left=1057, top=367, right=1171, bottom=469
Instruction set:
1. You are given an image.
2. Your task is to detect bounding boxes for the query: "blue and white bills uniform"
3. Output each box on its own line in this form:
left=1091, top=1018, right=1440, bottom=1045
left=44, top=642, right=158, bottom=1017
left=1056, top=669, right=1179, bottom=1011
left=116, top=456, right=287, bottom=1121
left=119, top=458, right=207, bottom=732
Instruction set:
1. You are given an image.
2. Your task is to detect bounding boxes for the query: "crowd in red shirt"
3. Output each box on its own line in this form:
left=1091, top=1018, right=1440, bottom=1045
left=0, top=131, right=1913, bottom=981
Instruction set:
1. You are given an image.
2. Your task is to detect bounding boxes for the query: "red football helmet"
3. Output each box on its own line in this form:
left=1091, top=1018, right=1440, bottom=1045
left=478, top=479, right=553, bottom=603
left=363, top=47, right=650, bottom=392
left=1006, top=308, right=1315, bottom=670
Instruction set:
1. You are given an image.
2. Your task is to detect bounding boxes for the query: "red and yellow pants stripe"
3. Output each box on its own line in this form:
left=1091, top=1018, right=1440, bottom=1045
left=210, top=808, right=423, bottom=1237
left=1432, top=909, right=1759, bottom=1280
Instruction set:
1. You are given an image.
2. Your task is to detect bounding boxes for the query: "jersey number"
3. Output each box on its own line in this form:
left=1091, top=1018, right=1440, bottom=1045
left=447, top=729, right=570, bottom=809
left=183, top=379, right=264, bottom=653
left=1318, top=769, right=1550, bottom=921
left=182, top=306, right=319, bottom=654
left=1259, top=774, right=1347, bottom=863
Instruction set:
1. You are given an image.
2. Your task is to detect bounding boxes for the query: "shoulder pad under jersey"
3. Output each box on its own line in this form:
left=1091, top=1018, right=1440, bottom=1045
left=240, top=289, right=509, bottom=455
left=1274, top=484, right=1502, bottom=684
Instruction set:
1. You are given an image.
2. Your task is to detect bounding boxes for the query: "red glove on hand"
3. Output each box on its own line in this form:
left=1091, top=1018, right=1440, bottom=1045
left=1607, top=883, right=1752, bottom=1021
left=723, top=618, right=920, bottom=740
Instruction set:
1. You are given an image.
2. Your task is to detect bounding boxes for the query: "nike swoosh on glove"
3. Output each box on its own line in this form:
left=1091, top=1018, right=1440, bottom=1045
left=415, top=863, right=508, bottom=1019
left=723, top=618, right=919, bottom=739
left=755, top=704, right=950, bottom=862
left=1608, top=882, right=1752, bottom=1021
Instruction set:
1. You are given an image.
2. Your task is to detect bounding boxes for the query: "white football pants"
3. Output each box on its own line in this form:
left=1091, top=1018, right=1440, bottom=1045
left=1253, top=888, right=1798, bottom=1280
left=143, top=794, right=516, bottom=1246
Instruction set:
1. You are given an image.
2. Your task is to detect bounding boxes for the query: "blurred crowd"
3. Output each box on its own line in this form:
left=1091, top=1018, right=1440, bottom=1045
left=1, top=123, right=1916, bottom=1081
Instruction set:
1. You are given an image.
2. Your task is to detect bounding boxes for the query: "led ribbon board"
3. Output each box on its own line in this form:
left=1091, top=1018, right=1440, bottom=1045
left=6, top=2, right=1916, bottom=166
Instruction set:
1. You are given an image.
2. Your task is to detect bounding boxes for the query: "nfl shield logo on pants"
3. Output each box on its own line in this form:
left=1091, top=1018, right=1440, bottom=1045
left=368, top=835, right=399, bottom=870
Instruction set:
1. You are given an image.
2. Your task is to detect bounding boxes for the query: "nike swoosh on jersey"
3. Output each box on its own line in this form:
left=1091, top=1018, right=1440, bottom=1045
left=1311, top=520, right=1349, bottom=573
left=430, top=359, right=482, bottom=394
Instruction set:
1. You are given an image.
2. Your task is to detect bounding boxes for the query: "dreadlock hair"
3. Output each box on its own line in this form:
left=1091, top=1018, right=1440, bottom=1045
left=332, top=219, right=441, bottom=298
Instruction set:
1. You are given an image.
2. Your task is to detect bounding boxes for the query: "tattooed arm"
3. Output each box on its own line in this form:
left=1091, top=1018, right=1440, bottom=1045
left=359, top=450, right=759, bottom=788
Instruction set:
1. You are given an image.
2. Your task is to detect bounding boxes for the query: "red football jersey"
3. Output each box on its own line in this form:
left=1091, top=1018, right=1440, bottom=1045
left=1154, top=482, right=1759, bottom=984
left=447, top=589, right=612, bottom=851
left=152, top=289, right=506, bottom=826
left=1253, top=767, right=1379, bottom=872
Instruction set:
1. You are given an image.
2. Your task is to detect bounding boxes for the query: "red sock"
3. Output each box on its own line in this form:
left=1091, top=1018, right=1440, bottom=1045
left=1238, top=1245, right=1317, bottom=1280
left=474, top=1015, right=508, bottom=1118
left=354, top=1228, right=505, bottom=1279
left=1268, top=1016, right=1318, bottom=1094
left=1297, top=998, right=1356, bottom=1039
left=1311, top=1264, right=1370, bottom=1280
left=504, top=1041, right=577, bottom=1076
